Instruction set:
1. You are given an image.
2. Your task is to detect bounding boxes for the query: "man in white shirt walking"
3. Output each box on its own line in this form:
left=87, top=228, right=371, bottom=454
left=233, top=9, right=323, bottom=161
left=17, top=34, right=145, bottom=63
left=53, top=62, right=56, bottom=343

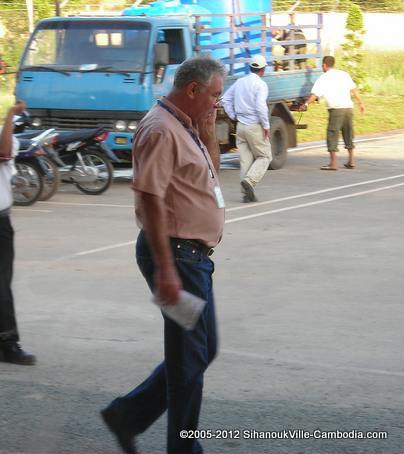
left=222, top=55, right=271, bottom=202
left=301, top=55, right=365, bottom=170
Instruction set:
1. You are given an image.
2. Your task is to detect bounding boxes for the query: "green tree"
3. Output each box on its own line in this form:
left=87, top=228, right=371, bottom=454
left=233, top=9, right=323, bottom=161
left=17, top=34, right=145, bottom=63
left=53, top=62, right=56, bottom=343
left=0, top=0, right=104, bottom=75
left=340, top=2, right=370, bottom=91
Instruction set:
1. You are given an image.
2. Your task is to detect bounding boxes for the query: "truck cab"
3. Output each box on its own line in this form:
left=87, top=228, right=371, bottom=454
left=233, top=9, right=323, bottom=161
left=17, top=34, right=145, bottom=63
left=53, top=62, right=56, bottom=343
left=16, top=16, right=196, bottom=161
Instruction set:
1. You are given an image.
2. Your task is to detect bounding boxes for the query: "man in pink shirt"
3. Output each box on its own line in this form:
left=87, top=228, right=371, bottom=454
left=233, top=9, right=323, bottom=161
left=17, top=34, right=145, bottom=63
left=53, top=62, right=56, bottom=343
left=101, top=56, right=226, bottom=454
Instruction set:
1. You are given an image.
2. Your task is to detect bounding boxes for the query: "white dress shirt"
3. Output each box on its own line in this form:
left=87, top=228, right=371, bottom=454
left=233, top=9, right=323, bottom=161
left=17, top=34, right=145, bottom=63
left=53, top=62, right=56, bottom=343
left=222, top=73, right=270, bottom=129
left=311, top=69, right=356, bottom=109
left=0, top=132, right=19, bottom=211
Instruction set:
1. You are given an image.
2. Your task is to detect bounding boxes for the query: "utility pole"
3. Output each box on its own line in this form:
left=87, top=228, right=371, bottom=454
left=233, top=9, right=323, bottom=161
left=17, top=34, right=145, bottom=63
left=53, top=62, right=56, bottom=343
left=329, top=0, right=340, bottom=56
left=56, top=0, right=61, bottom=16
left=26, top=0, right=34, bottom=32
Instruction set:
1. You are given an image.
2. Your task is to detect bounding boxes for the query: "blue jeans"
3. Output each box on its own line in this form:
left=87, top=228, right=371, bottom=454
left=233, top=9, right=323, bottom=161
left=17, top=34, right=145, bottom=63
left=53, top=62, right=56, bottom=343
left=109, top=230, right=218, bottom=454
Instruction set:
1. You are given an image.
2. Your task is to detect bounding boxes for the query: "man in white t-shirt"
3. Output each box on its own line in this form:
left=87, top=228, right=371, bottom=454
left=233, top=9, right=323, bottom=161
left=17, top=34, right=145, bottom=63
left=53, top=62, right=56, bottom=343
left=301, top=56, right=365, bottom=170
left=0, top=100, right=36, bottom=366
left=222, top=55, right=272, bottom=202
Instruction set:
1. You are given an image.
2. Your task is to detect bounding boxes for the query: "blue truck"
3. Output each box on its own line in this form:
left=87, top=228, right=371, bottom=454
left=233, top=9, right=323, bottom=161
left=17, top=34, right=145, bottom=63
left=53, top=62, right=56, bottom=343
left=15, top=0, right=322, bottom=169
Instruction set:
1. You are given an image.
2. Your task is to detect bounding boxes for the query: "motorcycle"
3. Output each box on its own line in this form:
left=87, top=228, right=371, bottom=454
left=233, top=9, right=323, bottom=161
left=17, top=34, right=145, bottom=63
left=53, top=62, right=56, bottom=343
left=14, top=113, right=115, bottom=196
left=12, top=129, right=57, bottom=206
left=45, top=128, right=113, bottom=195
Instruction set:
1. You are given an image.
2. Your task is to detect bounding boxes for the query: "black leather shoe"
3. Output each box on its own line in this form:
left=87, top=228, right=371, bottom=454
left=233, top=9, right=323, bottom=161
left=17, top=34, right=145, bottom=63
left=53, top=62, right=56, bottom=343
left=0, top=343, right=36, bottom=366
left=101, top=405, right=138, bottom=454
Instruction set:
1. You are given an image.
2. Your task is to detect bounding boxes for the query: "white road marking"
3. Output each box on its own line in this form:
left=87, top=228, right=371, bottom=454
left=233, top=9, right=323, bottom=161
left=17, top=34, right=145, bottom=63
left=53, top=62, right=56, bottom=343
left=39, top=201, right=132, bottom=208
left=13, top=209, right=52, bottom=213
left=226, top=182, right=404, bottom=224
left=222, top=348, right=404, bottom=378
left=289, top=133, right=404, bottom=152
left=58, top=241, right=135, bottom=260
left=227, top=174, right=404, bottom=212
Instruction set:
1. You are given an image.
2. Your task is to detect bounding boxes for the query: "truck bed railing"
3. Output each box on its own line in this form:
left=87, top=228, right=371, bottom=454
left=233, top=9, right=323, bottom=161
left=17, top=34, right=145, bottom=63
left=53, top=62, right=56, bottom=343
left=193, top=12, right=322, bottom=75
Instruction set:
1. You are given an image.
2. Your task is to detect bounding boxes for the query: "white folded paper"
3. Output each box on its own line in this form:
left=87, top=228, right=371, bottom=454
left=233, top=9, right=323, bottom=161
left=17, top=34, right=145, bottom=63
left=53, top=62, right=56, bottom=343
left=153, top=290, right=206, bottom=330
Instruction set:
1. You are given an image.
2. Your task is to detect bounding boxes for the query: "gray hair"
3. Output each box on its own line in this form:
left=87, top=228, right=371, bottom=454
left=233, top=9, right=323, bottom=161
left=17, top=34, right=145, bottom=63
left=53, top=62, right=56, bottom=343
left=173, top=56, right=226, bottom=89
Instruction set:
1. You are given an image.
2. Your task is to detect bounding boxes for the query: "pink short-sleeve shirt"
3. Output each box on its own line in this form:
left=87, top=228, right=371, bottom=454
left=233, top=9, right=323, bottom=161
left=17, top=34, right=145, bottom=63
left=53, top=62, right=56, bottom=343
left=132, top=99, right=225, bottom=247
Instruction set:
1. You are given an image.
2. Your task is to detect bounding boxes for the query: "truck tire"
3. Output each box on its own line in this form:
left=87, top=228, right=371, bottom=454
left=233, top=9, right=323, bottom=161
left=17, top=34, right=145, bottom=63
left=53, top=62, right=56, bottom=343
left=269, top=116, right=288, bottom=170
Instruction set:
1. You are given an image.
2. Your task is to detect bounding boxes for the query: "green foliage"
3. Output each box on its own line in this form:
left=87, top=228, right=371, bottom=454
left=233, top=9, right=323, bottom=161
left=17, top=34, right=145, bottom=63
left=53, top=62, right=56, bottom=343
left=361, top=51, right=404, bottom=96
left=362, top=51, right=404, bottom=80
left=33, top=0, right=53, bottom=21
left=272, top=0, right=404, bottom=12
left=0, top=3, right=30, bottom=72
left=346, top=3, right=364, bottom=30
left=0, top=0, right=133, bottom=72
left=340, top=2, right=370, bottom=92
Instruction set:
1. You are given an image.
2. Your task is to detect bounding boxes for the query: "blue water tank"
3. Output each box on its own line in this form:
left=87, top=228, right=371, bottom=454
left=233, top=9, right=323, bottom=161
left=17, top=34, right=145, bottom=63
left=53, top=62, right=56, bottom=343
left=180, top=0, right=272, bottom=71
left=180, top=0, right=271, bottom=13
left=123, top=0, right=211, bottom=17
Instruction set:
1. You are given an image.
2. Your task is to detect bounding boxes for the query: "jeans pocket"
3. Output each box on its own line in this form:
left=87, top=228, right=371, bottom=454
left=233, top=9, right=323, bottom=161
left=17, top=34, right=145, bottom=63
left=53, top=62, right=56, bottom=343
left=173, top=243, right=202, bottom=264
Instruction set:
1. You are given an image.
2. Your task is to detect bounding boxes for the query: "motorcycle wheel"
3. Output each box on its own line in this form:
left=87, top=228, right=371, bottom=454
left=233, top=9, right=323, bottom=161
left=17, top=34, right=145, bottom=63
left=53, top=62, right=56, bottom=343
left=39, top=157, right=61, bottom=201
left=73, top=149, right=113, bottom=195
left=13, top=161, right=44, bottom=206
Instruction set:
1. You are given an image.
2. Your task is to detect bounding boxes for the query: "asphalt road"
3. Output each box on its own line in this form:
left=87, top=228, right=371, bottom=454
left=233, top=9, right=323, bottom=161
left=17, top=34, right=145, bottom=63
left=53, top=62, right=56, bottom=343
left=1, top=133, right=404, bottom=454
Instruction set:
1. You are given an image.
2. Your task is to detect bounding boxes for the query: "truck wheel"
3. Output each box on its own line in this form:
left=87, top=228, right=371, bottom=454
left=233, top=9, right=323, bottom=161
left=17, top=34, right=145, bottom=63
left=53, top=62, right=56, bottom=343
left=269, top=116, right=288, bottom=170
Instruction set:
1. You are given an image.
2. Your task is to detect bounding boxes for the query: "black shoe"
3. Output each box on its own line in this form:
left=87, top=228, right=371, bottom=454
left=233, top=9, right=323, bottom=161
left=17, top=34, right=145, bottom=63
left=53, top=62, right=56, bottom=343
left=241, top=180, right=258, bottom=202
left=101, top=405, right=138, bottom=454
left=0, top=342, right=36, bottom=366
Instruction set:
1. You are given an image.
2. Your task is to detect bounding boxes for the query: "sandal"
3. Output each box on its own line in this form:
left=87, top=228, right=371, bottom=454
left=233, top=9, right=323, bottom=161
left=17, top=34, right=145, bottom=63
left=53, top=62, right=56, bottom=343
left=320, top=165, right=338, bottom=171
left=344, top=163, right=356, bottom=169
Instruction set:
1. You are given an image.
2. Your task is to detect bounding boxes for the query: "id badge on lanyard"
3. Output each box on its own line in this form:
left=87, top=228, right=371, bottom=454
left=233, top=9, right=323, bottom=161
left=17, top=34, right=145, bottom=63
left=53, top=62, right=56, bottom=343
left=214, top=185, right=225, bottom=208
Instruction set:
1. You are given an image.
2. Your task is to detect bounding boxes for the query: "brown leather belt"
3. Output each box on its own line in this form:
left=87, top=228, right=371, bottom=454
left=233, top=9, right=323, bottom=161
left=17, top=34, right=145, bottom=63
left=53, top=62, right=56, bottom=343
left=171, top=238, right=214, bottom=256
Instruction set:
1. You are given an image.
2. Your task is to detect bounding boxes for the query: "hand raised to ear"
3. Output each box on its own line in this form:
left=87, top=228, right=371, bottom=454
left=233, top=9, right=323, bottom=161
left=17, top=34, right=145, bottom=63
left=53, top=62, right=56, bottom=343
left=196, top=109, right=217, bottom=146
left=196, top=110, right=220, bottom=171
left=11, top=100, right=27, bottom=115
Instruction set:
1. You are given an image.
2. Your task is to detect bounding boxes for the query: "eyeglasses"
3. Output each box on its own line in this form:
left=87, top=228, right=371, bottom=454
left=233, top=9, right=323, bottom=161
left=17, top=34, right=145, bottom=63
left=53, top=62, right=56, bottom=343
left=197, top=82, right=223, bottom=105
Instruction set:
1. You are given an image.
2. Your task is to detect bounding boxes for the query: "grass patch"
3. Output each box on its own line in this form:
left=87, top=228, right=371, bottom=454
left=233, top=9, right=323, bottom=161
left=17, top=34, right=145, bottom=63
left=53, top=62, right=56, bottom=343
left=294, top=94, right=404, bottom=143
left=368, top=75, right=404, bottom=97
left=363, top=51, right=404, bottom=97
left=362, top=51, right=404, bottom=81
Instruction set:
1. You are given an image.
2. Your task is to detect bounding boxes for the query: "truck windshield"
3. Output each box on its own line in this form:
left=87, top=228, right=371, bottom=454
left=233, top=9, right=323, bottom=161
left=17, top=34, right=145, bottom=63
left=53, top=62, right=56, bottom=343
left=20, top=20, right=150, bottom=73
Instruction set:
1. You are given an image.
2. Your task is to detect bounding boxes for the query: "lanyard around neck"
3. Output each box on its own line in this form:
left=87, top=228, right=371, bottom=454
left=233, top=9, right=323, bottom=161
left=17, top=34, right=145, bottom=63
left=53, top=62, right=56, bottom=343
left=158, top=100, right=214, bottom=178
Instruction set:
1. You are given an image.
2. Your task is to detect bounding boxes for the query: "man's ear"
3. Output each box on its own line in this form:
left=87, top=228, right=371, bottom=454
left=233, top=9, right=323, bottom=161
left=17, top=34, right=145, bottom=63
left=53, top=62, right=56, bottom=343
left=186, top=81, right=199, bottom=100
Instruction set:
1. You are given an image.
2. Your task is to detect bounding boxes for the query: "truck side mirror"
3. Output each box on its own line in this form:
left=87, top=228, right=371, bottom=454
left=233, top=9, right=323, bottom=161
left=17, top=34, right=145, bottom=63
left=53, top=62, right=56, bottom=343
left=154, top=42, right=169, bottom=66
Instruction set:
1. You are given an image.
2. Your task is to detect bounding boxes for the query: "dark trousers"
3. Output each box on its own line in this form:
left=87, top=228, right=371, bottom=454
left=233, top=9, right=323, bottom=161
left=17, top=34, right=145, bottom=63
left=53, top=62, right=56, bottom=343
left=108, top=230, right=218, bottom=454
left=0, top=215, right=19, bottom=344
left=327, top=108, right=354, bottom=152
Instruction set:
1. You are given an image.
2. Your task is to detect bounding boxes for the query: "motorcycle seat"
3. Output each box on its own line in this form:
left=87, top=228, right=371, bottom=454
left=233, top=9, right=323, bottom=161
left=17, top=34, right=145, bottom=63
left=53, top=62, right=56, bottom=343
left=17, top=138, right=32, bottom=151
left=54, top=128, right=105, bottom=145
